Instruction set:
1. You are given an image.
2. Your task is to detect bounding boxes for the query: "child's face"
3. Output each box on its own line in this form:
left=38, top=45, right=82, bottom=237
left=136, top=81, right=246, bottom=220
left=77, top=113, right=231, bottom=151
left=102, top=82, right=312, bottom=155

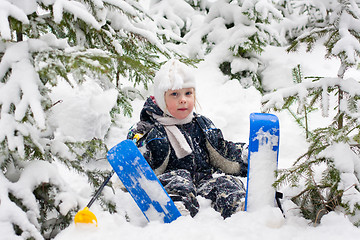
left=164, top=88, right=195, bottom=119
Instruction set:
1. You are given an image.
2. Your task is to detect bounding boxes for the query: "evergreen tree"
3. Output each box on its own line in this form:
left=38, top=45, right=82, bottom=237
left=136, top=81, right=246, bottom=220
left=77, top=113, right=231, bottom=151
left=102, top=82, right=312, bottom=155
left=148, top=0, right=284, bottom=92
left=263, top=0, right=360, bottom=225
left=0, top=0, right=178, bottom=239
left=275, top=0, right=337, bottom=42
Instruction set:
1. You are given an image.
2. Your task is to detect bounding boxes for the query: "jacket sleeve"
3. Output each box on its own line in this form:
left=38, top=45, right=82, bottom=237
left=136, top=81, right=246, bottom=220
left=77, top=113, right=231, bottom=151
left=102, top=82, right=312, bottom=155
left=222, top=138, right=248, bottom=176
left=197, top=116, right=248, bottom=177
left=127, top=121, right=170, bottom=175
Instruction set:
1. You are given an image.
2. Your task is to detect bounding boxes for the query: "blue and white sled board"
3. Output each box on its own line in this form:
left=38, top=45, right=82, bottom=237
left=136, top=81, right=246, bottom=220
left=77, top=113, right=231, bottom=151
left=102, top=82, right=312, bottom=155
left=244, top=113, right=280, bottom=212
left=107, top=140, right=181, bottom=223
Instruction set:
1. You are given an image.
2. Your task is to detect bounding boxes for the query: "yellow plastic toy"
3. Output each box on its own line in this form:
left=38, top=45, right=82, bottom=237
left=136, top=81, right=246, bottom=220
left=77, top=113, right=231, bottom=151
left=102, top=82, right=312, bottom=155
left=74, top=207, right=98, bottom=227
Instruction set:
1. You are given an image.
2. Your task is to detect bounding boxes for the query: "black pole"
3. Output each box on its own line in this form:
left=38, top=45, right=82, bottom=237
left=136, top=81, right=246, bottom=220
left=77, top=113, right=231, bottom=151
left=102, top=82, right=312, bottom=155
left=87, top=170, right=115, bottom=208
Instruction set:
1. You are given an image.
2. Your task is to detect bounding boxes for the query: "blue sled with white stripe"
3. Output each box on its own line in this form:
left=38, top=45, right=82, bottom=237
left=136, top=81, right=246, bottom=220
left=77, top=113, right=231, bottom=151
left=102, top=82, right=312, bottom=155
left=107, top=139, right=181, bottom=223
left=244, top=113, right=280, bottom=212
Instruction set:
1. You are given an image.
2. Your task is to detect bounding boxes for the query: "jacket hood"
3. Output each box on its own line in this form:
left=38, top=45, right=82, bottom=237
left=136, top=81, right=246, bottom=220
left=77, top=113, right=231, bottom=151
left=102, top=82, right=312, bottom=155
left=140, top=96, right=165, bottom=122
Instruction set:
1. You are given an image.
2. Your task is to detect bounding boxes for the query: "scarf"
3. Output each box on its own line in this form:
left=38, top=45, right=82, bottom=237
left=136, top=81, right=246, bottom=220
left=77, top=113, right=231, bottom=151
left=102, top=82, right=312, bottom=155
left=153, top=113, right=193, bottom=159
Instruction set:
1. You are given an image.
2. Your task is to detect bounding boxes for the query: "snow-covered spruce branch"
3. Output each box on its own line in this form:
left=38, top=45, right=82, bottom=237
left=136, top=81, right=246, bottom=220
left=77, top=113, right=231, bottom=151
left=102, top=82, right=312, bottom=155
left=0, top=0, right=29, bottom=40
left=262, top=77, right=360, bottom=117
left=0, top=161, right=78, bottom=240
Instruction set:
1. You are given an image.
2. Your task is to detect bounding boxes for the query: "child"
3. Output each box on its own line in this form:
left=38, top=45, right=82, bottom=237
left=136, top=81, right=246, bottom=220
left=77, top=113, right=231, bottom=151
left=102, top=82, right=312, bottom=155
left=127, top=59, right=248, bottom=218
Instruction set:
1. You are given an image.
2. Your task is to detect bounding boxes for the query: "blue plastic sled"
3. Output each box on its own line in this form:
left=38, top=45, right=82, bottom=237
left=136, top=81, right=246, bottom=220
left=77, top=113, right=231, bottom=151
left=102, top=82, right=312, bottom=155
left=244, top=113, right=280, bottom=211
left=107, top=139, right=181, bottom=223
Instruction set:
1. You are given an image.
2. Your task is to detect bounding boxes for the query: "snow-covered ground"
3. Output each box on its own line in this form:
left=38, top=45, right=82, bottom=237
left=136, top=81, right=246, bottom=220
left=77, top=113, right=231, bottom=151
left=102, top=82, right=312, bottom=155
left=54, top=45, right=360, bottom=239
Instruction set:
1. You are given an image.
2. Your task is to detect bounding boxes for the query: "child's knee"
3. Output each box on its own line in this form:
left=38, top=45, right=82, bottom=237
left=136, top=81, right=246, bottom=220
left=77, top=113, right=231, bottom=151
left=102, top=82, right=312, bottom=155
left=159, top=169, right=196, bottom=196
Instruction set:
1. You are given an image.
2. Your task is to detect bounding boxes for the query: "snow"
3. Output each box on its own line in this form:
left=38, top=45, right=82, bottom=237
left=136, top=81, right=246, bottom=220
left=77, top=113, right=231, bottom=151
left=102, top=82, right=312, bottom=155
left=1, top=0, right=360, bottom=239
left=246, top=127, right=279, bottom=211
left=55, top=205, right=359, bottom=240
left=53, top=0, right=102, bottom=29
left=0, top=0, right=29, bottom=39
left=49, top=80, right=118, bottom=141
left=51, top=44, right=360, bottom=239
left=319, top=143, right=360, bottom=214
left=0, top=41, right=47, bottom=157
left=0, top=160, right=78, bottom=240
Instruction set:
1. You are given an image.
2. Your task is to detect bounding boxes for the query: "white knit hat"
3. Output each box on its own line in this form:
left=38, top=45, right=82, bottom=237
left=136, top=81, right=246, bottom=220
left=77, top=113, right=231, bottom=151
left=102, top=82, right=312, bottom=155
left=153, top=59, right=196, bottom=114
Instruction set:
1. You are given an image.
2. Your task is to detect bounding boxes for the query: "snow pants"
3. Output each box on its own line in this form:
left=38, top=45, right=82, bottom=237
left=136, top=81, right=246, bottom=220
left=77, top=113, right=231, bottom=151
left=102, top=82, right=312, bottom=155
left=158, top=169, right=246, bottom=218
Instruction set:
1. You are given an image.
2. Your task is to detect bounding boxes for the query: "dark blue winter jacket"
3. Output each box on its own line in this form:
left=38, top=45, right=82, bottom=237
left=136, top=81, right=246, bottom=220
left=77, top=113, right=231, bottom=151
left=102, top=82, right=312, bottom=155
left=127, top=97, right=248, bottom=183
